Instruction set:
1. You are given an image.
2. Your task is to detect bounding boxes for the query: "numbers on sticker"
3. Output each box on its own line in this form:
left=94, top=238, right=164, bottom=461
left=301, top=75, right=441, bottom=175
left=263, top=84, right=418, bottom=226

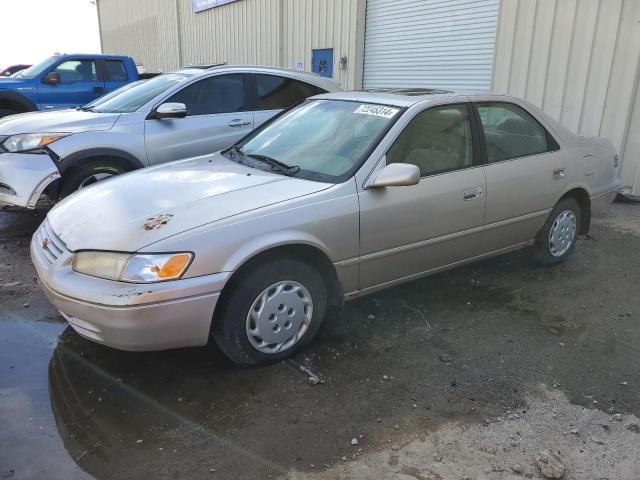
left=354, top=104, right=400, bottom=119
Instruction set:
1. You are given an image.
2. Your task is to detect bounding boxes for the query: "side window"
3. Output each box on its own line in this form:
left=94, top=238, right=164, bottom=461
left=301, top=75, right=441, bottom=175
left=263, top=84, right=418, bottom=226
left=387, top=104, right=473, bottom=177
left=53, top=60, right=98, bottom=83
left=167, top=82, right=201, bottom=116
left=105, top=60, right=128, bottom=81
left=197, top=74, right=245, bottom=115
left=255, top=74, right=323, bottom=110
left=166, top=74, right=245, bottom=116
left=477, top=102, right=552, bottom=163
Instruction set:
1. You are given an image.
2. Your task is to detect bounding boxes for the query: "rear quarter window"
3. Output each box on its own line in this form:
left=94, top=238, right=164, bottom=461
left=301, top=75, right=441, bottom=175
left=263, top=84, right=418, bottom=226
left=255, top=74, right=324, bottom=110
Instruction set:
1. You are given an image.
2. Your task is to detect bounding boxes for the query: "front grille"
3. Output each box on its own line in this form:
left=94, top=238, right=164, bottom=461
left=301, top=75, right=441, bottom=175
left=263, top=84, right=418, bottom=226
left=34, top=220, right=67, bottom=267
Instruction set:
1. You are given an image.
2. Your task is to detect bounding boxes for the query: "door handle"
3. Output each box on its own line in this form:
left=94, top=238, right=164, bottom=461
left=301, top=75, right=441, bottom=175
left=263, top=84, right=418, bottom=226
left=93, top=86, right=105, bottom=94
left=228, top=119, right=251, bottom=127
left=463, top=187, right=483, bottom=201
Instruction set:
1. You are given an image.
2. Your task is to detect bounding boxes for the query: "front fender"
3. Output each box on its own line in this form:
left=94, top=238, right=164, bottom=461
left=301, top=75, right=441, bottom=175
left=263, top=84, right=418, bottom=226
left=220, top=230, right=335, bottom=274
left=48, top=129, right=147, bottom=173
left=142, top=183, right=361, bottom=287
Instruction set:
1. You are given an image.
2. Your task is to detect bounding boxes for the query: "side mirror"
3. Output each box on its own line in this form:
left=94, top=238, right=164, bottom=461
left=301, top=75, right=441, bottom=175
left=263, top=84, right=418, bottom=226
left=154, top=102, right=187, bottom=119
left=42, top=72, right=60, bottom=85
left=369, top=163, right=420, bottom=188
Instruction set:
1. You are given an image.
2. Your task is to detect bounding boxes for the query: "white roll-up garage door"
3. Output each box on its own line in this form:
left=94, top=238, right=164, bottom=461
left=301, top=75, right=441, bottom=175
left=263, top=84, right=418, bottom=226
left=363, top=0, right=499, bottom=90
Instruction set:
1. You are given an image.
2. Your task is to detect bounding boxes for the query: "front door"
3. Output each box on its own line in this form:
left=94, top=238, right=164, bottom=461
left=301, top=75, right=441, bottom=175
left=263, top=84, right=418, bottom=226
left=475, top=101, right=568, bottom=251
left=38, top=58, right=105, bottom=110
left=144, top=73, right=253, bottom=165
left=358, top=103, right=486, bottom=290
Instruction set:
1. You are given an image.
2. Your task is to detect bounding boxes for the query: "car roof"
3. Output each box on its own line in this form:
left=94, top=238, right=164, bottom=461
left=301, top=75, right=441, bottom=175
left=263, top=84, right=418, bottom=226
left=175, top=64, right=342, bottom=91
left=54, top=53, right=131, bottom=60
left=312, top=88, right=507, bottom=107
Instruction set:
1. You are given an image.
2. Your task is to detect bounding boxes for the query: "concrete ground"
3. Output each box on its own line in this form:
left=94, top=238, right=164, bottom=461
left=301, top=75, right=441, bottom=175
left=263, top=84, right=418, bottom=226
left=0, top=202, right=639, bottom=480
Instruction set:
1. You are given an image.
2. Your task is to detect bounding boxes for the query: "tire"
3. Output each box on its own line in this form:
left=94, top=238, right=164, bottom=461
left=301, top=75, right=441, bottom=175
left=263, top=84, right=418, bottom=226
left=0, top=108, right=21, bottom=118
left=59, top=160, right=129, bottom=199
left=212, top=257, right=328, bottom=366
left=532, top=197, right=582, bottom=265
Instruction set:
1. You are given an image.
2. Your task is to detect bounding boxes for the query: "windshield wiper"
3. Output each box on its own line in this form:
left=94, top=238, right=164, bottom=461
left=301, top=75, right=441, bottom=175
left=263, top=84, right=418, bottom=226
left=77, top=105, right=94, bottom=112
left=225, top=146, right=300, bottom=176
left=225, top=145, right=249, bottom=164
left=244, top=152, right=300, bottom=176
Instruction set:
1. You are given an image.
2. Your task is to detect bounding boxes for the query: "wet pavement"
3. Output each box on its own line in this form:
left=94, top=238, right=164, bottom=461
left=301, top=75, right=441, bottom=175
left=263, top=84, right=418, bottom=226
left=1, top=203, right=639, bottom=479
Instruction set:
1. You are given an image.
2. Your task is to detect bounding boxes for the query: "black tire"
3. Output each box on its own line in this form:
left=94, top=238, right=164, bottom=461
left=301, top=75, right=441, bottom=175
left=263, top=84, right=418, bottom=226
left=532, top=197, right=582, bottom=265
left=59, top=160, right=129, bottom=199
left=0, top=108, right=21, bottom=118
left=212, top=257, right=328, bottom=366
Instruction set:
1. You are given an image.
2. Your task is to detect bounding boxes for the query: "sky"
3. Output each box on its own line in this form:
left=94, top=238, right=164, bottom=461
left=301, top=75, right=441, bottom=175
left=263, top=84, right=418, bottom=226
left=0, top=0, right=101, bottom=68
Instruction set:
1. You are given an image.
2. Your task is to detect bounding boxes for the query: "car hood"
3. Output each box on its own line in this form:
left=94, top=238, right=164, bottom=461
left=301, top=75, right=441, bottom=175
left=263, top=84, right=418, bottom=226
left=48, top=154, right=331, bottom=252
left=0, top=78, right=26, bottom=86
left=0, top=109, right=120, bottom=135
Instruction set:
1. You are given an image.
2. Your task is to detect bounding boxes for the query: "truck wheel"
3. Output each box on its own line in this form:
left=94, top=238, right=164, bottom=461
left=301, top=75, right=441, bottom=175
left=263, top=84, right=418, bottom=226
left=532, top=197, right=581, bottom=265
left=0, top=108, right=20, bottom=118
left=212, top=257, right=328, bottom=366
left=60, top=160, right=129, bottom=199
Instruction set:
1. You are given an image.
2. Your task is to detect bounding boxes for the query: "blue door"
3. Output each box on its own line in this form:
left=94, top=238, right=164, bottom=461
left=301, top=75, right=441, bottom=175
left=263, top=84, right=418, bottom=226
left=102, top=58, right=131, bottom=95
left=37, top=58, right=105, bottom=110
left=312, top=49, right=334, bottom=78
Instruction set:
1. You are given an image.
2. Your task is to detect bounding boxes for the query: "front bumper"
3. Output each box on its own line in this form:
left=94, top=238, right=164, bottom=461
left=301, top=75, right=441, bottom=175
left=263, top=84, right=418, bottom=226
left=31, top=221, right=231, bottom=351
left=0, top=151, right=59, bottom=208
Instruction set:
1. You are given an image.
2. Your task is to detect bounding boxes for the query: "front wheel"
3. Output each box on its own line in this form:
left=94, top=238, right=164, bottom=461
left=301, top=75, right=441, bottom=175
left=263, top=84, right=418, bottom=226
left=532, top=197, right=581, bottom=265
left=59, top=160, right=129, bottom=199
left=212, top=257, right=328, bottom=366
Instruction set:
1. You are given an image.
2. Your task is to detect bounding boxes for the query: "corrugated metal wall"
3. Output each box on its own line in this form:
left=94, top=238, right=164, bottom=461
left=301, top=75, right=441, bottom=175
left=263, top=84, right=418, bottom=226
left=97, top=0, right=181, bottom=72
left=363, top=0, right=499, bottom=90
left=281, top=0, right=366, bottom=89
left=176, top=0, right=282, bottom=67
left=492, top=0, right=640, bottom=196
left=98, top=0, right=365, bottom=89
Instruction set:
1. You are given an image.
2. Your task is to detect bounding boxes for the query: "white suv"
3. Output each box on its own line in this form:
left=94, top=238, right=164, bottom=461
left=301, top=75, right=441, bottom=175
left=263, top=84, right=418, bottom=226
left=0, top=65, right=341, bottom=208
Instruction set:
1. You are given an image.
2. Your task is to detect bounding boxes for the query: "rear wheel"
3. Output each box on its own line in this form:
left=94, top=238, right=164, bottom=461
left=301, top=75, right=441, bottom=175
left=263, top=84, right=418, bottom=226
left=59, top=160, right=130, bottom=199
left=212, top=257, right=328, bottom=366
left=532, top=197, right=581, bottom=265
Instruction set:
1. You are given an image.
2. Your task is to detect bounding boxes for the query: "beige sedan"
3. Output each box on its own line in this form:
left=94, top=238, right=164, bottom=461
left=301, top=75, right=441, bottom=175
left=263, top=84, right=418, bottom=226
left=31, top=89, right=620, bottom=365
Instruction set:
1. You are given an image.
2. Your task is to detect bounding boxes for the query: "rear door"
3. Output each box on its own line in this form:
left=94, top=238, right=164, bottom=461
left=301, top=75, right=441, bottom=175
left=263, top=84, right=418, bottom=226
left=101, top=58, right=131, bottom=95
left=144, top=73, right=253, bottom=165
left=251, top=73, right=326, bottom=128
left=37, top=58, right=105, bottom=110
left=475, top=99, right=567, bottom=251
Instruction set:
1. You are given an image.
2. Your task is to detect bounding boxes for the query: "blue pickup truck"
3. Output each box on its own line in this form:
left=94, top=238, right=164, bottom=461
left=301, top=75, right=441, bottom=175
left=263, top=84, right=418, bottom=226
left=0, top=54, right=140, bottom=118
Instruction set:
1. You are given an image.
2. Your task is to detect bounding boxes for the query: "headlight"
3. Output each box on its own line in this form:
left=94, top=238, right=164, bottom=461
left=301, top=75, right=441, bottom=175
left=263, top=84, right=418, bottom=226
left=72, top=251, right=193, bottom=283
left=2, top=133, right=69, bottom=153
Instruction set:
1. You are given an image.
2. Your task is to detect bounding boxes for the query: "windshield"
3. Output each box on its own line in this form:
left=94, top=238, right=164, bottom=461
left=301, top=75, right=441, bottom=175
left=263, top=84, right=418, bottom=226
left=234, top=100, right=402, bottom=182
left=91, top=74, right=190, bottom=113
left=12, top=56, right=58, bottom=79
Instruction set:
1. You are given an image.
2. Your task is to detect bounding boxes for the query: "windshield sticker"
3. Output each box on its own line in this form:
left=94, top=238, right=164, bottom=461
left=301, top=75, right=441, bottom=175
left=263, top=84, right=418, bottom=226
left=354, top=104, right=400, bottom=119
